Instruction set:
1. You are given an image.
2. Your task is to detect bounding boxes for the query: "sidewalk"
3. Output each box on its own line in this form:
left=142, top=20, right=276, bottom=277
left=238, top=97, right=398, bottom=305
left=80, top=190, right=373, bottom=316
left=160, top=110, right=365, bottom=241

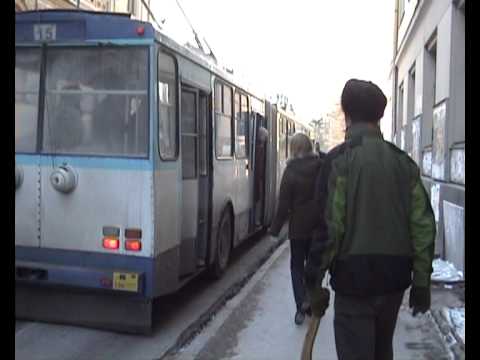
left=171, top=241, right=456, bottom=360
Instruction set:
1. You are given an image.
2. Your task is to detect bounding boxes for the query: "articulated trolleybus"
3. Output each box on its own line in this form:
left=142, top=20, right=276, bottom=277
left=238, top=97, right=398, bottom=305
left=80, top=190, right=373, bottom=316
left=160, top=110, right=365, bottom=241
left=15, top=9, right=309, bottom=333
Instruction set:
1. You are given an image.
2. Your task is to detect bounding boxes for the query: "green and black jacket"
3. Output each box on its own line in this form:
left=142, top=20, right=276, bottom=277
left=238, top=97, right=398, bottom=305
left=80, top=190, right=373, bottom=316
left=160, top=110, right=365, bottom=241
left=307, top=123, right=436, bottom=296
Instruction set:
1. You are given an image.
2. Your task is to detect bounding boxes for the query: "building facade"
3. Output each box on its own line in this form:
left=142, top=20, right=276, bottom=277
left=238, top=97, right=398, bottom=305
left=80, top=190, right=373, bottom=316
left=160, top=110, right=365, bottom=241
left=15, top=0, right=110, bottom=11
left=310, top=103, right=345, bottom=153
left=15, top=0, right=151, bottom=22
left=391, top=0, right=465, bottom=272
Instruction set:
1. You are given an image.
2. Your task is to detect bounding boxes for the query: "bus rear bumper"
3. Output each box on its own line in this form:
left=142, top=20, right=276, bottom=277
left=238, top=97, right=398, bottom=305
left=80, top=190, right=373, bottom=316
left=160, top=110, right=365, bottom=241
left=15, top=282, right=153, bottom=334
left=15, top=260, right=145, bottom=296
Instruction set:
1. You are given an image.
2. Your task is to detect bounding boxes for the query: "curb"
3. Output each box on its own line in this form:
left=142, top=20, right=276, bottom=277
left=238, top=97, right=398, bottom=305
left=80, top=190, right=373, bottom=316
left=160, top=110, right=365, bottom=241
left=158, top=229, right=288, bottom=359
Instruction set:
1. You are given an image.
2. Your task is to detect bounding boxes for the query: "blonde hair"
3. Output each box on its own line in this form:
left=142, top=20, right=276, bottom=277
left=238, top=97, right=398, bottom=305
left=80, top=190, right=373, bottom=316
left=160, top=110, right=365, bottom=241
left=290, top=133, right=313, bottom=158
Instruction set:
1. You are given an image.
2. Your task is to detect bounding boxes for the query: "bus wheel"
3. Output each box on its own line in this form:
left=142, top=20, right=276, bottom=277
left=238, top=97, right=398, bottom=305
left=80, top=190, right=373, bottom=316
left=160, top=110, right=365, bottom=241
left=209, top=209, right=232, bottom=279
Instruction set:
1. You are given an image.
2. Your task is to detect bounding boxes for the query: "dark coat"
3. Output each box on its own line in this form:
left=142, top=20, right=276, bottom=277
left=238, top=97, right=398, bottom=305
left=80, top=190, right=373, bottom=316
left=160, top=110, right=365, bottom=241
left=269, top=154, right=323, bottom=239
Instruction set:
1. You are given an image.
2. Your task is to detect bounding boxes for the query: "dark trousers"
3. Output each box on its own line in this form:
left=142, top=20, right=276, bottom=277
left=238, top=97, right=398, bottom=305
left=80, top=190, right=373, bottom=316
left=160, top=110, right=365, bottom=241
left=334, top=290, right=405, bottom=360
left=289, top=238, right=311, bottom=311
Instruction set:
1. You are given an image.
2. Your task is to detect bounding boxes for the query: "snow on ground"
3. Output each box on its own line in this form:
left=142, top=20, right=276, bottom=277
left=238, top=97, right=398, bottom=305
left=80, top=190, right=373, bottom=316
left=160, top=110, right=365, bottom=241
left=431, top=259, right=464, bottom=283
left=441, top=307, right=465, bottom=345
left=449, top=308, right=465, bottom=344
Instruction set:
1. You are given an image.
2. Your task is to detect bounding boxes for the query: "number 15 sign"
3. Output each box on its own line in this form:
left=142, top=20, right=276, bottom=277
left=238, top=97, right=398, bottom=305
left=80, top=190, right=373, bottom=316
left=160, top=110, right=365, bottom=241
left=34, top=24, right=57, bottom=42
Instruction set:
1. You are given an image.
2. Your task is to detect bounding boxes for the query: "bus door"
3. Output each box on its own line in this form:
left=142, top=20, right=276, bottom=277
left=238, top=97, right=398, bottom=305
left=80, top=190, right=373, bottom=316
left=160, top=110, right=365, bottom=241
left=197, top=92, right=210, bottom=268
left=252, top=113, right=268, bottom=228
left=234, top=92, right=253, bottom=242
left=179, top=86, right=209, bottom=276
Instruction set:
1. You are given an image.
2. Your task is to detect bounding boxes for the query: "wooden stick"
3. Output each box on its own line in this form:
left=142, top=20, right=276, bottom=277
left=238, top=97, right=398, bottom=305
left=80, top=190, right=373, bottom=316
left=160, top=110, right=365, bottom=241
left=301, top=315, right=321, bottom=360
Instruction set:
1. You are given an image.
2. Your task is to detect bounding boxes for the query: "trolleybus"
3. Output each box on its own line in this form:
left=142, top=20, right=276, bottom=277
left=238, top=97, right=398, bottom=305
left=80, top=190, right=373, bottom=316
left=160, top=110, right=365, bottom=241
left=15, top=9, right=312, bottom=333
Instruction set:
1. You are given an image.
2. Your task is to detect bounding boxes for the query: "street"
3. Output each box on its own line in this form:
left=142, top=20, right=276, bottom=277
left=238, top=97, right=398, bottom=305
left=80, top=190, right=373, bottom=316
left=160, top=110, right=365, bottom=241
left=168, top=241, right=457, bottom=360
left=15, top=231, right=464, bottom=360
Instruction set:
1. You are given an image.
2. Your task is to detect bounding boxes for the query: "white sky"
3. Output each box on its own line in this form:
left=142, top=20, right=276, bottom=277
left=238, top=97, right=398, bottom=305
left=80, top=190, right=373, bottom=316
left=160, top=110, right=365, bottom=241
left=152, top=0, right=394, bottom=126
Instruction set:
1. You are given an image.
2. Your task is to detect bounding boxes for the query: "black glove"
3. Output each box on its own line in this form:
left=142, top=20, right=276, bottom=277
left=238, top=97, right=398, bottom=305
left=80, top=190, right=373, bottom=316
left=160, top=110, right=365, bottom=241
left=409, top=286, right=430, bottom=316
left=307, top=287, right=330, bottom=318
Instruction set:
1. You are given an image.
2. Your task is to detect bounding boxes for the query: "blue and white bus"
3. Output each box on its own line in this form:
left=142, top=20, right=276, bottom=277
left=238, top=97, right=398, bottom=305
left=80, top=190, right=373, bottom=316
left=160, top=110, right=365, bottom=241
left=15, top=9, right=310, bottom=333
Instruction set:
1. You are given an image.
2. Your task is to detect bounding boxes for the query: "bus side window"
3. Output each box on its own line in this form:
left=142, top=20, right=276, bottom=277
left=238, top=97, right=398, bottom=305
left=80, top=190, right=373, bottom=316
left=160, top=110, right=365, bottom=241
left=234, top=92, right=249, bottom=159
left=240, top=94, right=249, bottom=158
left=215, top=82, right=233, bottom=158
left=158, top=51, right=178, bottom=160
left=279, top=115, right=286, bottom=161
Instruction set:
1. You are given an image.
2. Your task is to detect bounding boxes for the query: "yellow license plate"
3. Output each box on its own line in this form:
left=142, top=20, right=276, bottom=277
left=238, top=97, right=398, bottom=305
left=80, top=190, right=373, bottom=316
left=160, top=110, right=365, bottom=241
left=113, top=272, right=139, bottom=292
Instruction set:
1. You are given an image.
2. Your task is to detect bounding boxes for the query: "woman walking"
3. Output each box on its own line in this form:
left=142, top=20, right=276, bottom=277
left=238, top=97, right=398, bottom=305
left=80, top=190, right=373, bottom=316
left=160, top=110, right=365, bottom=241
left=269, top=133, right=323, bottom=325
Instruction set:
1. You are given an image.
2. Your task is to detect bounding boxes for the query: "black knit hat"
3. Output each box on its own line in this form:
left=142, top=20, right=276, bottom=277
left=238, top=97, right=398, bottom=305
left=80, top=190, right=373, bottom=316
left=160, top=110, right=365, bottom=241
left=341, top=79, right=387, bottom=123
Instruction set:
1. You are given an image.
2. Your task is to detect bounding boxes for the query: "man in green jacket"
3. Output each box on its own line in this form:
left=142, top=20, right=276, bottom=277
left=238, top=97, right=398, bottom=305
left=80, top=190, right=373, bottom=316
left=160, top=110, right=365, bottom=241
left=305, top=79, right=436, bottom=360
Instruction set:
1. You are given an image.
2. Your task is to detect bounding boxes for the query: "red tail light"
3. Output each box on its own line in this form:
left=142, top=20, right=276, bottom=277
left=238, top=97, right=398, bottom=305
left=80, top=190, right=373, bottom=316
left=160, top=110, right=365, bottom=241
left=125, top=239, right=142, bottom=251
left=103, top=237, right=119, bottom=250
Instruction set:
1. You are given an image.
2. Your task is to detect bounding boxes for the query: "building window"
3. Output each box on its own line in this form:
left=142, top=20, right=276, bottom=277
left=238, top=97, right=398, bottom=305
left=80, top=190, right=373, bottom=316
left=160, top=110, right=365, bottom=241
left=409, top=65, right=416, bottom=118
left=397, top=82, right=404, bottom=142
left=426, top=32, right=437, bottom=147
left=426, top=33, right=437, bottom=105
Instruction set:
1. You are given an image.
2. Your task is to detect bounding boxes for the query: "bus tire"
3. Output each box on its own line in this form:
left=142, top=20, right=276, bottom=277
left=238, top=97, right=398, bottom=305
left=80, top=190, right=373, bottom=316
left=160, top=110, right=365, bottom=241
left=209, top=208, right=232, bottom=279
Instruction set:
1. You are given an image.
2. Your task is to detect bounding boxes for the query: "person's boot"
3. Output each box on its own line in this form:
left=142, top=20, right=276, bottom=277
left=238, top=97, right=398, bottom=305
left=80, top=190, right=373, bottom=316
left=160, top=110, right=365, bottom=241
left=294, top=310, right=305, bottom=325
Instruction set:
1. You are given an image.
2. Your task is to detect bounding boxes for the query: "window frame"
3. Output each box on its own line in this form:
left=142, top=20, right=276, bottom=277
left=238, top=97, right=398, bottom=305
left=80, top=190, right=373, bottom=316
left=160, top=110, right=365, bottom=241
left=41, top=45, right=150, bottom=159
left=157, top=47, right=179, bottom=161
left=198, top=92, right=209, bottom=176
left=234, top=90, right=249, bottom=160
left=408, top=63, right=416, bottom=120
left=426, top=33, right=438, bottom=106
left=214, top=79, right=234, bottom=160
left=398, top=81, right=405, bottom=129
left=180, top=88, right=198, bottom=180
left=16, top=44, right=151, bottom=159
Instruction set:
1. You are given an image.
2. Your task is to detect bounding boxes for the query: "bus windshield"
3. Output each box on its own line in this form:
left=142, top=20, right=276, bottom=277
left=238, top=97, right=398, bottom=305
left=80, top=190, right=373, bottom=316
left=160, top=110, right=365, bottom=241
left=38, top=46, right=148, bottom=158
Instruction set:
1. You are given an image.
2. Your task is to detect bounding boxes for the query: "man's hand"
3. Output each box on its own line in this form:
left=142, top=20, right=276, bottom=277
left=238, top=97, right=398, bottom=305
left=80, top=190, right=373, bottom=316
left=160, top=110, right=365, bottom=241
left=409, top=286, right=430, bottom=316
left=307, top=287, right=330, bottom=318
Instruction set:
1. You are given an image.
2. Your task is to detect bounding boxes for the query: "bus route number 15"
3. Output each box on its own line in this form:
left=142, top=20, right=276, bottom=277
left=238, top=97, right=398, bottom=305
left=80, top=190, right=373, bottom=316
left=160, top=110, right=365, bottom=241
left=34, top=24, right=57, bottom=42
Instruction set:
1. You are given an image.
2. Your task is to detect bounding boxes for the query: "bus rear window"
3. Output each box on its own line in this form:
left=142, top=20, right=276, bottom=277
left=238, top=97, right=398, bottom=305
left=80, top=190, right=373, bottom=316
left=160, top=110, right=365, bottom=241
left=42, top=47, right=148, bottom=158
left=15, top=48, right=41, bottom=153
